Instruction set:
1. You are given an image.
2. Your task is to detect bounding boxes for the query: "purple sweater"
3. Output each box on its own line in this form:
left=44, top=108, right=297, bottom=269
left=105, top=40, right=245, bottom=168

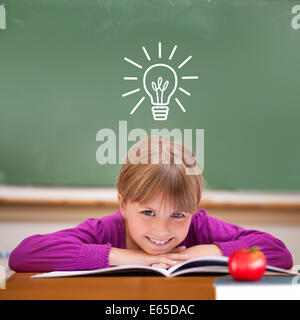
left=9, top=209, right=293, bottom=272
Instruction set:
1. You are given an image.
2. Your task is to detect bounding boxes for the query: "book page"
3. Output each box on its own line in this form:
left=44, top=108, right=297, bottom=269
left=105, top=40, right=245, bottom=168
left=31, top=264, right=170, bottom=279
left=168, top=256, right=229, bottom=274
left=265, top=265, right=298, bottom=275
left=170, top=266, right=229, bottom=277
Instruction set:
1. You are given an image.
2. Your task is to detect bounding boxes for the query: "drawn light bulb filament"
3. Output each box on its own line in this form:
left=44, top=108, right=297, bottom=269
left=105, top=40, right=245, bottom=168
left=151, top=77, right=169, bottom=104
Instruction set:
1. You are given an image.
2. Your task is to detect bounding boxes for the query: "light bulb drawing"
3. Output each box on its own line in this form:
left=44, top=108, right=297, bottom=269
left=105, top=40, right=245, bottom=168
left=122, top=42, right=199, bottom=121
left=143, top=64, right=177, bottom=120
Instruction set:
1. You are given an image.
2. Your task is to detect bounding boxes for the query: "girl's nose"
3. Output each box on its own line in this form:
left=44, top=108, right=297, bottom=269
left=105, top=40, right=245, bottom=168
left=152, top=220, right=171, bottom=238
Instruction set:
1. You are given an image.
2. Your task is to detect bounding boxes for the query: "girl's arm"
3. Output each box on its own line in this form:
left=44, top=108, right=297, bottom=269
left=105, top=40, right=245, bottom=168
left=9, top=218, right=112, bottom=272
left=185, top=210, right=293, bottom=269
left=9, top=218, right=190, bottom=272
left=109, top=247, right=190, bottom=268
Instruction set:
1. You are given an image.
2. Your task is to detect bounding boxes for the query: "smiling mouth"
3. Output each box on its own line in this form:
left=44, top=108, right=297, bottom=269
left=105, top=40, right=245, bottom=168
left=146, top=236, right=173, bottom=246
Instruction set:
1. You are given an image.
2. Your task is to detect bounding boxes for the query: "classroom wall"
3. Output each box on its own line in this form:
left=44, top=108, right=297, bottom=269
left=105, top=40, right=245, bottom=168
left=1, top=204, right=299, bottom=269
left=1, top=0, right=300, bottom=191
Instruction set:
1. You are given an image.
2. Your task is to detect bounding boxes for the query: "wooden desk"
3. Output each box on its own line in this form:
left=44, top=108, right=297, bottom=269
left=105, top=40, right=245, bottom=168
left=0, top=273, right=217, bottom=300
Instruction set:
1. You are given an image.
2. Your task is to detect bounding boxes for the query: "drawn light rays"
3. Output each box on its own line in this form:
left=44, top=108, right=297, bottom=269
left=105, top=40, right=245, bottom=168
left=122, top=42, right=198, bottom=117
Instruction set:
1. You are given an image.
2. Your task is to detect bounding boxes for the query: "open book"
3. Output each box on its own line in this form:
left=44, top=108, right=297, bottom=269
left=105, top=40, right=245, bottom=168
left=31, top=256, right=299, bottom=278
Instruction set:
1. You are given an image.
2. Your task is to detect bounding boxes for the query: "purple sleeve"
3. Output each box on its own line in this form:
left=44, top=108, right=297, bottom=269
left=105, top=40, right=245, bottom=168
left=9, top=218, right=112, bottom=272
left=192, top=211, right=293, bottom=269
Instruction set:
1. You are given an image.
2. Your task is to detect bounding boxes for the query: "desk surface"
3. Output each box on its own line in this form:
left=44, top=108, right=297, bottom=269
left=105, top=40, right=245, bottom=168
left=0, top=273, right=217, bottom=300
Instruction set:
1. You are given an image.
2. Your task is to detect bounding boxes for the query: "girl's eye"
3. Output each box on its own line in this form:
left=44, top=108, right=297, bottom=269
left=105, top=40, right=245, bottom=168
left=142, top=210, right=154, bottom=216
left=141, top=210, right=185, bottom=218
left=172, top=213, right=184, bottom=219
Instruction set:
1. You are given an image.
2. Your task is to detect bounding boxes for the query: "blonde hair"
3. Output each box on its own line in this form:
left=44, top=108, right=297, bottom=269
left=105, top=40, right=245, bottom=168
left=116, top=136, right=203, bottom=213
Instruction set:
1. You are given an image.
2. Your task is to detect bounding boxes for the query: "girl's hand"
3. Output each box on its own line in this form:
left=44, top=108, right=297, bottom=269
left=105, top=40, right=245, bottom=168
left=170, top=245, right=187, bottom=253
left=171, top=244, right=222, bottom=260
left=109, top=247, right=190, bottom=270
left=151, top=246, right=187, bottom=269
left=151, top=245, right=222, bottom=268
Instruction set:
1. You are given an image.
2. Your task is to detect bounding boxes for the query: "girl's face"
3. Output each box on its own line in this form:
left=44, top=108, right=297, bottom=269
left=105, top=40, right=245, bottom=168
left=119, top=193, right=193, bottom=254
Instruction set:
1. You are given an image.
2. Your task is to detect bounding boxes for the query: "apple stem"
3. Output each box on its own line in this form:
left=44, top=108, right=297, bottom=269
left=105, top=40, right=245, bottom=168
left=250, top=246, right=260, bottom=252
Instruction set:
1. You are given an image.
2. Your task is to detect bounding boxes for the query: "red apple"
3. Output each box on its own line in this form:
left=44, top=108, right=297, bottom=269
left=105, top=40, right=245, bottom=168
left=228, top=247, right=266, bottom=281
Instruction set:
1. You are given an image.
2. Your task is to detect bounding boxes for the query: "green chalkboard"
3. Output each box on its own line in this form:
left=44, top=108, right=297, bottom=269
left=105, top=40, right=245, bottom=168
left=0, top=0, right=300, bottom=191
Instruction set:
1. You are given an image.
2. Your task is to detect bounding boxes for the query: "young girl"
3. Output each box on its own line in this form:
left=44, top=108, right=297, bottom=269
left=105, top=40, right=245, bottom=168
left=9, top=137, right=293, bottom=272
